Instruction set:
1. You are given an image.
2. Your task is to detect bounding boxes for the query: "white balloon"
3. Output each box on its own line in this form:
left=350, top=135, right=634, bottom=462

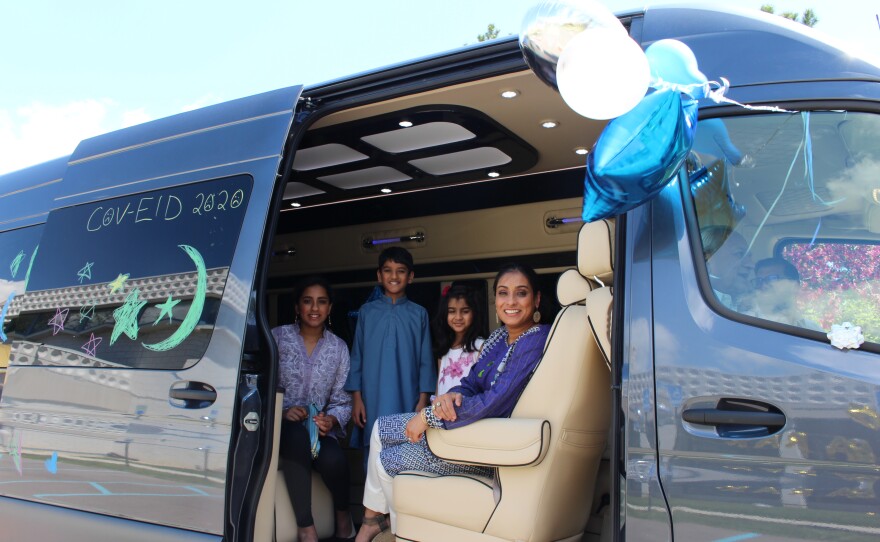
left=556, top=28, right=651, bottom=120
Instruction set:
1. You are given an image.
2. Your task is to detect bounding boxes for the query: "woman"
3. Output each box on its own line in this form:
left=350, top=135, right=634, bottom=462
left=272, top=276, right=354, bottom=542
left=355, top=263, right=550, bottom=542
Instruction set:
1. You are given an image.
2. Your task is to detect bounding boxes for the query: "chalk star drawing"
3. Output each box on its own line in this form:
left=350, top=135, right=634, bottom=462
left=81, top=333, right=102, bottom=357
left=0, top=292, right=14, bottom=343
left=110, top=289, right=146, bottom=345
left=152, top=296, right=180, bottom=325
left=79, top=302, right=96, bottom=323
left=108, top=273, right=130, bottom=294
left=77, top=261, right=94, bottom=283
left=9, top=250, right=25, bottom=278
left=48, top=307, right=69, bottom=335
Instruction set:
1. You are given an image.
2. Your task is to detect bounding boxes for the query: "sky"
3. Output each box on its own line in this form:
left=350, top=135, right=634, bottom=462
left=1, top=0, right=878, bottom=175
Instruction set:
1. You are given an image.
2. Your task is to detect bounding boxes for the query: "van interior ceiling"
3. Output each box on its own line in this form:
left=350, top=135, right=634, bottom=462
left=263, top=67, right=618, bottom=541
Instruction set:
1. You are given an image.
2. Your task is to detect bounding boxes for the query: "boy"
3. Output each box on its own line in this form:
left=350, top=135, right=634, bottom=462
left=346, top=247, right=435, bottom=462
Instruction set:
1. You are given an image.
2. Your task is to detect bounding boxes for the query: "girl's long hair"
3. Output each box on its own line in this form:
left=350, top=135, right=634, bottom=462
left=431, top=282, right=485, bottom=360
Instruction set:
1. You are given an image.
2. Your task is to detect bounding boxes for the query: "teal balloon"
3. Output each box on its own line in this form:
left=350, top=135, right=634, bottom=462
left=581, top=90, right=698, bottom=222
left=645, top=39, right=707, bottom=98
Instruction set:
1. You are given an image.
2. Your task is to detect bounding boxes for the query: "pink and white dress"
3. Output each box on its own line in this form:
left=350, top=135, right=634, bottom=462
left=436, top=338, right=484, bottom=395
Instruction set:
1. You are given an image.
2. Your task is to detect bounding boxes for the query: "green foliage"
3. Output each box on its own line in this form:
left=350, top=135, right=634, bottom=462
left=477, top=24, right=501, bottom=43
left=759, top=5, right=819, bottom=27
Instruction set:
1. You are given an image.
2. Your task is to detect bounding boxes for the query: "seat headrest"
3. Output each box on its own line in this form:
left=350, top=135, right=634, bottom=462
left=578, top=219, right=614, bottom=287
left=556, top=268, right=592, bottom=306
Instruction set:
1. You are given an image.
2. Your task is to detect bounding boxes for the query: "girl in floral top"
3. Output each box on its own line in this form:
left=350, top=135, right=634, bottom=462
left=272, top=276, right=354, bottom=542
left=432, top=282, right=486, bottom=395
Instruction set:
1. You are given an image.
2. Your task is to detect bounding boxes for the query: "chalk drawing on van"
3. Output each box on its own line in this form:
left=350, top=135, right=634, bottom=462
left=23, top=245, right=37, bottom=291
left=44, top=452, right=58, bottom=474
left=48, top=307, right=69, bottom=335
left=108, top=273, right=130, bottom=294
left=77, top=261, right=94, bottom=283
left=79, top=301, right=96, bottom=323
left=143, top=245, right=206, bottom=352
left=152, top=296, right=180, bottom=325
left=0, top=292, right=14, bottom=342
left=110, top=289, right=146, bottom=345
left=9, top=250, right=25, bottom=278
left=81, top=333, right=102, bottom=358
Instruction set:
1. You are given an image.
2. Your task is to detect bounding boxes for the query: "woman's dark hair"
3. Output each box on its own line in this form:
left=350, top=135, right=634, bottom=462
left=292, top=275, right=334, bottom=324
left=493, top=262, right=547, bottom=324
left=432, top=282, right=486, bottom=360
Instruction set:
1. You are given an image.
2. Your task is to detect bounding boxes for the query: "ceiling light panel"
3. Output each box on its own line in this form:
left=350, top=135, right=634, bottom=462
left=284, top=182, right=325, bottom=199
left=361, top=122, right=476, bottom=153
left=292, top=143, right=368, bottom=171
left=318, top=166, right=412, bottom=189
left=409, top=147, right=512, bottom=176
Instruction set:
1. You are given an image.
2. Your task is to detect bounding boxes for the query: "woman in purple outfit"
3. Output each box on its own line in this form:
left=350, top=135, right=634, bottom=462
left=272, top=276, right=354, bottom=542
left=355, top=263, right=551, bottom=542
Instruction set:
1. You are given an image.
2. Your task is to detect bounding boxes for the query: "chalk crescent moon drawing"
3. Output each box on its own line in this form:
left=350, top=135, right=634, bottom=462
left=142, top=244, right=207, bottom=352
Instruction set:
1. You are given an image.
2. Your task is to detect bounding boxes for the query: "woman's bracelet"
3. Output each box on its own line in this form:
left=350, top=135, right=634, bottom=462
left=423, top=405, right=442, bottom=428
left=420, top=407, right=429, bottom=425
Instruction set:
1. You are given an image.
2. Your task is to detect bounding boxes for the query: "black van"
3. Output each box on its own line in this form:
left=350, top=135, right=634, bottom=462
left=1, top=5, right=879, bottom=541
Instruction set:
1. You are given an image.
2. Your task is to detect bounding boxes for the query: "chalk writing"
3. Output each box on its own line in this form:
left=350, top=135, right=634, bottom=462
left=48, top=307, right=69, bottom=335
left=9, top=250, right=25, bottom=278
left=111, top=289, right=146, bottom=345
left=230, top=189, right=244, bottom=208
left=0, top=292, right=14, bottom=343
left=77, top=261, right=94, bottom=283
left=87, top=195, right=182, bottom=232
left=108, top=273, right=130, bottom=294
left=153, top=296, right=180, bottom=325
left=81, top=333, right=102, bottom=357
left=143, top=245, right=206, bottom=352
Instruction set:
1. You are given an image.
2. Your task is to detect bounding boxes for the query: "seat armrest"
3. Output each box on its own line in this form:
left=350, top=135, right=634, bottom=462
left=426, top=418, right=550, bottom=467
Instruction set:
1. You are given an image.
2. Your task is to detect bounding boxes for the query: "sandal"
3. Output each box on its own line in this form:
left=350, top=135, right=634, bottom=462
left=358, top=514, right=391, bottom=541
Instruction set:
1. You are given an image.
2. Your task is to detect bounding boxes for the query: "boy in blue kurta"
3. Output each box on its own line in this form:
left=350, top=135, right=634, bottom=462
left=346, top=247, right=435, bottom=462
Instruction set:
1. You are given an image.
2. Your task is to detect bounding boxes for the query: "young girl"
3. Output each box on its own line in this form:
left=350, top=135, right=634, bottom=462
left=432, top=282, right=486, bottom=395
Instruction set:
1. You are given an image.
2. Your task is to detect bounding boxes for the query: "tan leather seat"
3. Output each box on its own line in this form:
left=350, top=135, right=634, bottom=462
left=394, top=219, right=614, bottom=542
left=275, top=467, right=336, bottom=542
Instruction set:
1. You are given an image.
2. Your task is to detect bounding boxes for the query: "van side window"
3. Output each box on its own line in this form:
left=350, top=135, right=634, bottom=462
left=689, top=111, right=880, bottom=345
left=4, top=175, right=252, bottom=370
left=0, top=225, right=44, bottom=394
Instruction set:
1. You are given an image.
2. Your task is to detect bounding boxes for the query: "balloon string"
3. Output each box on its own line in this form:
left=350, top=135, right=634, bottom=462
left=706, top=78, right=796, bottom=113
left=747, top=133, right=803, bottom=254
left=809, top=218, right=822, bottom=248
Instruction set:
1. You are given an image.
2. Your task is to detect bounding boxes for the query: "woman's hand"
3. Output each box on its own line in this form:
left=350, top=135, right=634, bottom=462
left=352, top=392, right=367, bottom=428
left=284, top=406, right=308, bottom=422
left=313, top=412, right=337, bottom=437
left=405, top=412, right=428, bottom=443
left=432, top=392, right=462, bottom=422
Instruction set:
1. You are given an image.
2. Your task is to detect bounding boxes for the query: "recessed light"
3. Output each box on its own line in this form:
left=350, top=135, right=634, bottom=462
left=398, top=120, right=413, bottom=128
left=541, top=120, right=558, bottom=129
left=500, top=90, right=519, bottom=99
left=380, top=187, right=393, bottom=194
left=290, top=201, right=302, bottom=208
left=487, top=170, right=501, bottom=178
left=574, top=147, right=588, bottom=155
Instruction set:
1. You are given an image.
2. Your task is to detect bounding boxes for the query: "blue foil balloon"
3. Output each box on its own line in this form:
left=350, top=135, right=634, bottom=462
left=582, top=89, right=698, bottom=222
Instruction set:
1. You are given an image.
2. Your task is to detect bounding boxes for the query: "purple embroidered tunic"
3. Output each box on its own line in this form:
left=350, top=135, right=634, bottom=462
left=272, top=324, right=352, bottom=439
left=377, top=324, right=549, bottom=477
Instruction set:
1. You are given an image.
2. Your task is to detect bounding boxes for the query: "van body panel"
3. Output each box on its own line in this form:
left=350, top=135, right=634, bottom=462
left=645, top=155, right=880, bottom=539
left=0, top=157, right=68, bottom=230
left=0, top=87, right=300, bottom=535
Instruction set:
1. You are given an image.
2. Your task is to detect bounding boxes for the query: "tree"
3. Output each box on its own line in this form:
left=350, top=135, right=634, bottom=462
left=760, top=4, right=819, bottom=27
left=477, top=24, right=500, bottom=42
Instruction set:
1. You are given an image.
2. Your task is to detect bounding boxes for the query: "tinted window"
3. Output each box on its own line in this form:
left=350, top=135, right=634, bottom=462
left=0, top=225, right=43, bottom=394
left=689, top=111, right=880, bottom=346
left=5, top=175, right=252, bottom=369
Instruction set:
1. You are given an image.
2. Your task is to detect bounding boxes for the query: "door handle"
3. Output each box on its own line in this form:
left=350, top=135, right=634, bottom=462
left=682, top=398, right=786, bottom=437
left=169, top=381, right=217, bottom=408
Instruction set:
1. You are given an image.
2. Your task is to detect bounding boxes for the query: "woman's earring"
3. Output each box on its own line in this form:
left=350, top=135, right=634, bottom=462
left=533, top=310, right=541, bottom=323
left=495, top=312, right=500, bottom=325
left=327, top=315, right=332, bottom=328
left=294, top=312, right=300, bottom=325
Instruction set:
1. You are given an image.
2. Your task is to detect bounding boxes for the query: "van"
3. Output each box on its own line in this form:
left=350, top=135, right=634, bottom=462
left=1, top=4, right=879, bottom=541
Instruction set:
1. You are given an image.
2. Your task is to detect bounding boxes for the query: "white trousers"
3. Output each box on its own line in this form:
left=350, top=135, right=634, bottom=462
left=362, top=422, right=397, bottom=532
